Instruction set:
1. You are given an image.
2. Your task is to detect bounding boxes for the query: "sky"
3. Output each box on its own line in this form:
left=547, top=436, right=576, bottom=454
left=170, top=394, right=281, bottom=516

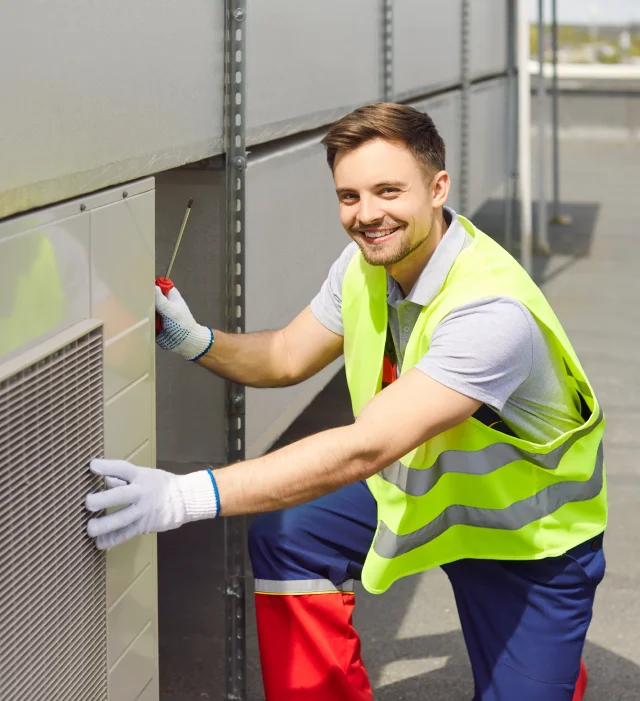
left=530, top=0, right=640, bottom=25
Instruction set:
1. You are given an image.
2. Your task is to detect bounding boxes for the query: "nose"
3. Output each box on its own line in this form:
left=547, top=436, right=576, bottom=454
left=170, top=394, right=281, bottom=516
left=356, top=193, right=385, bottom=226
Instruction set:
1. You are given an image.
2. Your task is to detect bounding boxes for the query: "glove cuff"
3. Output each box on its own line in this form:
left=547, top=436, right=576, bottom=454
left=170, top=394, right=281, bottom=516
left=180, top=325, right=214, bottom=361
left=177, top=470, right=220, bottom=522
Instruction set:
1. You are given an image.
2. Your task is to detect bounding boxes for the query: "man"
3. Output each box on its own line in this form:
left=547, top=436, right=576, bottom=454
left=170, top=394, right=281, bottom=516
left=86, top=104, right=606, bottom=701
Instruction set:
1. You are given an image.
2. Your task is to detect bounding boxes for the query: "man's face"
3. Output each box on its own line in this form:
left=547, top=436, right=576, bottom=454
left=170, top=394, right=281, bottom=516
left=333, top=138, right=440, bottom=267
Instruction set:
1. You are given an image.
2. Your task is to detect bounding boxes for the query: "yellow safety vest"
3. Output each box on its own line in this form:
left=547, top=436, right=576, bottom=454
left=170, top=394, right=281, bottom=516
left=0, top=235, right=66, bottom=357
left=342, top=215, right=607, bottom=594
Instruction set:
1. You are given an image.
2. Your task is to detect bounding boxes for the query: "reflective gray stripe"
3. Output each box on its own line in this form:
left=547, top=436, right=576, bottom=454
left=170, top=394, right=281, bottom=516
left=254, top=579, right=355, bottom=594
left=381, top=408, right=603, bottom=497
left=373, top=440, right=604, bottom=559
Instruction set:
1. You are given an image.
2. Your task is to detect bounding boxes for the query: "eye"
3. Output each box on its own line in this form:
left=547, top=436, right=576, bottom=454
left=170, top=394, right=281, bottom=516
left=340, top=193, right=358, bottom=204
left=380, top=187, right=399, bottom=196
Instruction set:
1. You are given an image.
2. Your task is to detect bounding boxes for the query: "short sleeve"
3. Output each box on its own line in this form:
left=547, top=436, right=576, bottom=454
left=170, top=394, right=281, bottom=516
left=415, top=297, right=535, bottom=411
left=310, top=242, right=359, bottom=336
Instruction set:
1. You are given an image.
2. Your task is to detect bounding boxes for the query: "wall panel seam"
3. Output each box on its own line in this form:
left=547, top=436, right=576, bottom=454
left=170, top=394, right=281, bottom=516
left=104, top=372, right=150, bottom=407
left=107, top=561, right=152, bottom=615
left=104, top=319, right=150, bottom=348
left=108, top=620, right=153, bottom=673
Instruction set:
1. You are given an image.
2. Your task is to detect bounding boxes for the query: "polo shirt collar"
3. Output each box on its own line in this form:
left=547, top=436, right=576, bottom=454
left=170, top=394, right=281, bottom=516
left=387, top=207, right=467, bottom=308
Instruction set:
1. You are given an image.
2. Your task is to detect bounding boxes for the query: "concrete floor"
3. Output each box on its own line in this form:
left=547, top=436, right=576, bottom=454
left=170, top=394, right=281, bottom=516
left=158, top=138, right=640, bottom=700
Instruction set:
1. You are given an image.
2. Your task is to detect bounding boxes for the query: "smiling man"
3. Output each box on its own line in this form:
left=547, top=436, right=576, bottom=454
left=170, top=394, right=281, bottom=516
left=86, top=104, right=605, bottom=701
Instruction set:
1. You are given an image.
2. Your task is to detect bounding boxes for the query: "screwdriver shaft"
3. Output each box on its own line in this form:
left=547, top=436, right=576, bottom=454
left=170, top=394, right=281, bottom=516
left=165, top=198, right=194, bottom=279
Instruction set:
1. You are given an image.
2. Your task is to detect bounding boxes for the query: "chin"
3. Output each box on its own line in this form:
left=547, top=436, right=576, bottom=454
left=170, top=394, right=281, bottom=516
left=359, top=242, right=406, bottom=267
left=361, top=249, right=399, bottom=267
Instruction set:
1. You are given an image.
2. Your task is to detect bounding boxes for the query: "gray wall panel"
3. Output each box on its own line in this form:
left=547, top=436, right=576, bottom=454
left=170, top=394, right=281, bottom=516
left=468, top=78, right=508, bottom=215
left=409, top=91, right=462, bottom=213
left=246, top=0, right=382, bottom=144
left=470, top=0, right=508, bottom=80
left=244, top=140, right=347, bottom=457
left=154, top=169, right=228, bottom=466
left=0, top=1, right=225, bottom=220
left=393, top=0, right=462, bottom=101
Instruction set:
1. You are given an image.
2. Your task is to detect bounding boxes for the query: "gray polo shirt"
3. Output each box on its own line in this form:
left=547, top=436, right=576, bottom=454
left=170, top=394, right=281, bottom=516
left=310, top=208, right=583, bottom=444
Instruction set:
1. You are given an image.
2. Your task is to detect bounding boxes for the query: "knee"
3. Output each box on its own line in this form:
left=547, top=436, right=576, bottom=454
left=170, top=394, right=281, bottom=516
left=248, top=510, right=302, bottom=578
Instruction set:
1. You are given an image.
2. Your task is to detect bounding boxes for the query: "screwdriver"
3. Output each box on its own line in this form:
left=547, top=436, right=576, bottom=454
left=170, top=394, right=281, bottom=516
left=155, top=198, right=194, bottom=333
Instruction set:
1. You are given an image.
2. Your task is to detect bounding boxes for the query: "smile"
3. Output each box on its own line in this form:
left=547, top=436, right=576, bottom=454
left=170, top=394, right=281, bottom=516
left=360, top=226, right=401, bottom=242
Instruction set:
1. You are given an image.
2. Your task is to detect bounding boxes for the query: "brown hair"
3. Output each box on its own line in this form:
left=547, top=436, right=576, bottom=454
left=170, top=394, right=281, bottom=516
left=321, top=102, right=446, bottom=176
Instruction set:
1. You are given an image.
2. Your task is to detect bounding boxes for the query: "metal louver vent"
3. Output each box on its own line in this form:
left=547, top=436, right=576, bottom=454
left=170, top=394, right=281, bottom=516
left=0, top=327, right=107, bottom=701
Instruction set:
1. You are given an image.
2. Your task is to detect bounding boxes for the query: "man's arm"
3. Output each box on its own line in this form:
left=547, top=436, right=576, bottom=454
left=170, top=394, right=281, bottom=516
left=86, top=369, right=481, bottom=550
left=213, top=368, right=481, bottom=515
left=195, top=306, right=344, bottom=387
left=155, top=285, right=343, bottom=388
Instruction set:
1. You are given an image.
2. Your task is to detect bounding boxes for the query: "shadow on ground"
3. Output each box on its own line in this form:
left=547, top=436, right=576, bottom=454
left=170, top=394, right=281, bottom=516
left=361, top=633, right=640, bottom=701
left=472, top=198, right=600, bottom=285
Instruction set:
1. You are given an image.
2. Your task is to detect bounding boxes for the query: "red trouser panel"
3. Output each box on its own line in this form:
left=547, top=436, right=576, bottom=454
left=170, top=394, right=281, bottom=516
left=255, top=592, right=373, bottom=701
left=572, top=660, right=588, bottom=701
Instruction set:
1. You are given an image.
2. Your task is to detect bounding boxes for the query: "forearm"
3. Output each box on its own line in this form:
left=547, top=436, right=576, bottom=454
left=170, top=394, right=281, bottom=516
left=195, top=327, right=294, bottom=388
left=213, top=424, right=377, bottom=516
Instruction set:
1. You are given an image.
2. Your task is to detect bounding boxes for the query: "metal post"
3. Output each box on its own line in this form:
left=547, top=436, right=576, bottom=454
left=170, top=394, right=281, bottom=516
left=517, top=0, right=533, bottom=274
left=382, top=0, right=393, bottom=101
left=536, top=0, right=549, bottom=254
left=549, top=0, right=572, bottom=225
left=460, top=0, right=471, bottom=216
left=551, top=0, right=560, bottom=218
left=503, top=0, right=517, bottom=254
left=224, top=2, right=247, bottom=699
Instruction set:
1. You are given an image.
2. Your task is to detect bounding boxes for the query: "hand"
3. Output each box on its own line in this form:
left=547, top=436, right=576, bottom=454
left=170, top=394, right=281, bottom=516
left=86, top=459, right=219, bottom=550
left=155, top=285, right=214, bottom=361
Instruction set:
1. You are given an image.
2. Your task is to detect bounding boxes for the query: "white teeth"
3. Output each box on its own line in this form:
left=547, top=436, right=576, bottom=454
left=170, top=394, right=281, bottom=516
left=364, top=227, right=398, bottom=239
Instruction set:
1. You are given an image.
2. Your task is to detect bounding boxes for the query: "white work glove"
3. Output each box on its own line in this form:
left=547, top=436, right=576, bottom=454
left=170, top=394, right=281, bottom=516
left=155, top=285, right=214, bottom=361
left=85, top=459, right=220, bottom=550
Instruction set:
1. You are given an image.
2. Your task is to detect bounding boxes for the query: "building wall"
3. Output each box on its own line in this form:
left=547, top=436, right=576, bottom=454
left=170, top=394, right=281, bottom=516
left=0, top=2, right=515, bottom=699
left=0, top=179, right=159, bottom=701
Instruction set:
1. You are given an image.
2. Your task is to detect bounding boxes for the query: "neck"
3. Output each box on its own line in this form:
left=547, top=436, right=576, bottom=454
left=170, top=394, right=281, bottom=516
left=387, top=209, right=449, bottom=296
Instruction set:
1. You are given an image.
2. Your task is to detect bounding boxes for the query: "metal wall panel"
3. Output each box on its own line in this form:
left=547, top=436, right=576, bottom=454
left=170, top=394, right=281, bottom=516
left=0, top=1, right=225, bottom=220
left=393, top=0, right=462, bottom=101
left=108, top=566, right=156, bottom=673
left=469, top=0, right=508, bottom=80
left=468, top=78, right=508, bottom=215
left=0, top=211, right=91, bottom=362
left=244, top=140, right=347, bottom=458
left=0, top=180, right=159, bottom=701
left=88, top=185, right=159, bottom=701
left=154, top=168, right=228, bottom=466
left=409, top=90, right=462, bottom=213
left=246, top=0, right=382, bottom=144
left=108, top=626, right=157, bottom=701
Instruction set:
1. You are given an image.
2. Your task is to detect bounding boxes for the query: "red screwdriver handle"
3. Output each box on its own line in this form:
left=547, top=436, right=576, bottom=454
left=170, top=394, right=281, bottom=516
left=155, top=276, right=174, bottom=333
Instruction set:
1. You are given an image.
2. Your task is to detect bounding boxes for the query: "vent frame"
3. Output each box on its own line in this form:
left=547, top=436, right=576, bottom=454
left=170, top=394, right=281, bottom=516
left=0, top=320, right=107, bottom=701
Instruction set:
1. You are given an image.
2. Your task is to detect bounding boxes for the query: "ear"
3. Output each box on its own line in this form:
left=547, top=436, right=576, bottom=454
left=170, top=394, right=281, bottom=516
left=431, top=170, right=450, bottom=208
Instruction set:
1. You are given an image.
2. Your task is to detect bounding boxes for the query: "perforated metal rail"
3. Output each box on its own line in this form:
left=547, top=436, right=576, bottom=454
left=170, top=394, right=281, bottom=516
left=224, top=1, right=248, bottom=699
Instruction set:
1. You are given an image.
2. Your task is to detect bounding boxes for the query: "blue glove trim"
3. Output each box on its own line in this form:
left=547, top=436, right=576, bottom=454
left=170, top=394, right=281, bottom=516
left=190, top=328, right=215, bottom=362
left=206, top=468, right=221, bottom=517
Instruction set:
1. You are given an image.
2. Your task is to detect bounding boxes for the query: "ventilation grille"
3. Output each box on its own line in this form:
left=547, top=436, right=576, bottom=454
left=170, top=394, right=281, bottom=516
left=0, top=328, right=107, bottom=701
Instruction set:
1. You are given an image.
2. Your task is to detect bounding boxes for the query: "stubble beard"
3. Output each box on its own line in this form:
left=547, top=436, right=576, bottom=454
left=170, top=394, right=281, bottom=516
left=357, top=227, right=429, bottom=267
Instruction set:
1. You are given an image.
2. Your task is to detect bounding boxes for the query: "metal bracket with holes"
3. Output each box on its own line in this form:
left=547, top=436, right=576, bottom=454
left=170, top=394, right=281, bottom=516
left=382, top=0, right=393, bottom=101
left=460, top=0, right=471, bottom=216
left=224, top=2, right=247, bottom=700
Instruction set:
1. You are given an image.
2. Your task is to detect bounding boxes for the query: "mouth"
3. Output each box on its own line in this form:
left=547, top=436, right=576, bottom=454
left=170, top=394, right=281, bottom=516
left=357, top=226, right=402, bottom=244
